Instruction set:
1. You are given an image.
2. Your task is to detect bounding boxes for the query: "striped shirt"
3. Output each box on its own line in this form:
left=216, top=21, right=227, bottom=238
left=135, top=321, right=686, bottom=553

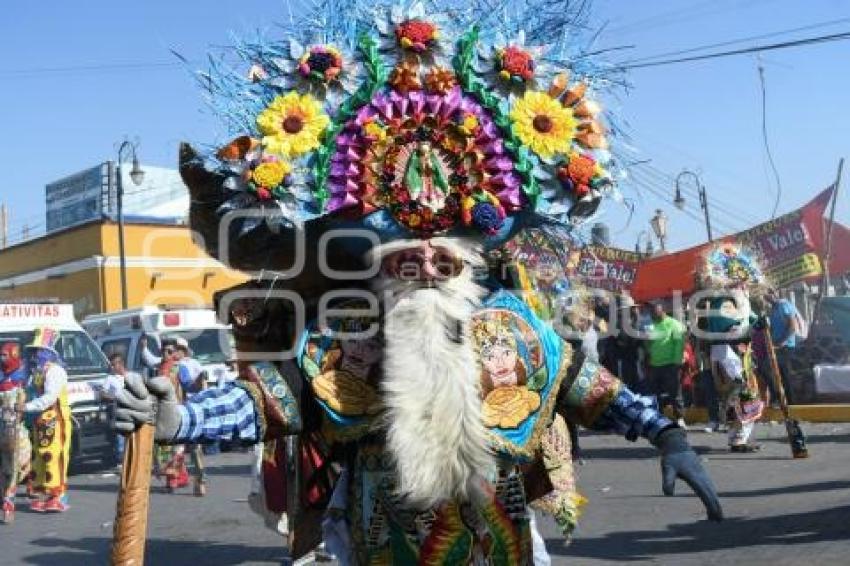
left=596, top=386, right=674, bottom=443
left=175, top=383, right=258, bottom=443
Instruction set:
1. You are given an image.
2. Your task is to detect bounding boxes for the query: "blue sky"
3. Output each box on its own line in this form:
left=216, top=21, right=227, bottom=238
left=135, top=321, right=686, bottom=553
left=0, top=0, right=848, bottom=251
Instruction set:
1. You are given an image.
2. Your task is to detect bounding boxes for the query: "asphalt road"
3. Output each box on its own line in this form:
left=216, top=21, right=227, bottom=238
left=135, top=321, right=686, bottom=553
left=3, top=423, right=849, bottom=565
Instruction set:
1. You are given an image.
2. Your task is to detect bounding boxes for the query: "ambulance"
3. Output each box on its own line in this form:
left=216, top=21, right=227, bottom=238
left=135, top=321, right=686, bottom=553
left=82, top=305, right=236, bottom=387
left=0, top=303, right=115, bottom=469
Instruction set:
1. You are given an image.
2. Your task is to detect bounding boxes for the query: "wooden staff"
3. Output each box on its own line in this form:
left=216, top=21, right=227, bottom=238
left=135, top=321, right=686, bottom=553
left=763, top=318, right=809, bottom=459
left=111, top=423, right=155, bottom=565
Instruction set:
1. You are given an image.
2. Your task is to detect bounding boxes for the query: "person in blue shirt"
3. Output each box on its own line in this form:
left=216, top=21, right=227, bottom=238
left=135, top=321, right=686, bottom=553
left=765, top=288, right=800, bottom=403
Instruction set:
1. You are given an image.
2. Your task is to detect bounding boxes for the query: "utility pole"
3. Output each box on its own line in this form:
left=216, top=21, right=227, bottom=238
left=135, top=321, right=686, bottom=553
left=0, top=204, right=6, bottom=249
left=675, top=170, right=713, bottom=242
left=821, top=158, right=845, bottom=297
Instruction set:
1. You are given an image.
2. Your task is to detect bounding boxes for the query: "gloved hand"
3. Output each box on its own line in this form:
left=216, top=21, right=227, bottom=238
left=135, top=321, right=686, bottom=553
left=113, top=373, right=182, bottom=442
left=654, top=427, right=723, bottom=521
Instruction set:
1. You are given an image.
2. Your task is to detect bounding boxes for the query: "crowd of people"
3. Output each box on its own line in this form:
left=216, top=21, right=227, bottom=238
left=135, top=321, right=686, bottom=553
left=574, top=288, right=805, bottom=454
left=0, top=327, right=219, bottom=525
left=139, top=335, right=209, bottom=496
left=0, top=328, right=73, bottom=522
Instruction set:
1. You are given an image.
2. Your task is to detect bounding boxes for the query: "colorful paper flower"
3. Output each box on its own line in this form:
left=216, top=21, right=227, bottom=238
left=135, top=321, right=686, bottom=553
left=510, top=91, right=577, bottom=159
left=297, top=45, right=343, bottom=82
left=389, top=60, right=422, bottom=92
left=474, top=30, right=549, bottom=98
left=375, top=2, right=452, bottom=70
left=457, top=112, right=479, bottom=136
left=267, top=40, right=360, bottom=105
left=252, top=159, right=291, bottom=188
left=424, top=66, right=456, bottom=94
left=256, top=91, right=330, bottom=158
left=363, top=121, right=388, bottom=143
left=498, top=46, right=535, bottom=82
left=395, top=19, right=439, bottom=52
left=548, top=74, right=609, bottom=151
left=556, top=151, right=597, bottom=197
left=326, top=87, right=522, bottom=234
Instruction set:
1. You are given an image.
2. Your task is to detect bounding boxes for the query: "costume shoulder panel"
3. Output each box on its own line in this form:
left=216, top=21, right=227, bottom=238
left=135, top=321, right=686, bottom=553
left=472, top=290, right=572, bottom=460
left=298, top=300, right=382, bottom=443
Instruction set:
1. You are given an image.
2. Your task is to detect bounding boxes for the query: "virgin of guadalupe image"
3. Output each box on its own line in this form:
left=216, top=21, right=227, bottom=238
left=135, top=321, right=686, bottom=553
left=402, top=141, right=450, bottom=212
left=474, top=313, right=543, bottom=429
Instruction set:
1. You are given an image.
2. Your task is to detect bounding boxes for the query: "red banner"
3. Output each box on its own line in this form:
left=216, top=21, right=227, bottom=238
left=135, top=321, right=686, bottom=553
left=627, top=187, right=836, bottom=301
left=575, top=245, right=642, bottom=292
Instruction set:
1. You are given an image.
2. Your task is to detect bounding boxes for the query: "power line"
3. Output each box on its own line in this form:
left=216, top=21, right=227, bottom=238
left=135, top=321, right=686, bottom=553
left=632, top=168, right=744, bottom=236
left=0, top=61, right=186, bottom=78
left=622, top=16, right=850, bottom=65
left=757, top=61, right=783, bottom=219
left=627, top=168, right=740, bottom=235
left=604, top=0, right=750, bottom=36
left=630, top=162, right=761, bottom=228
left=623, top=30, right=850, bottom=69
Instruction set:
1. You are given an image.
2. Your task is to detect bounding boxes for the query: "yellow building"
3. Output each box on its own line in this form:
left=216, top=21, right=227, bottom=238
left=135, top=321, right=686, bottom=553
left=0, top=219, right=248, bottom=318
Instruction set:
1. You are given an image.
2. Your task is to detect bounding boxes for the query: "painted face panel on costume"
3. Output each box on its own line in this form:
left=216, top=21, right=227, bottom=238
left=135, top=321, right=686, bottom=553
left=473, top=308, right=543, bottom=429
left=302, top=305, right=383, bottom=434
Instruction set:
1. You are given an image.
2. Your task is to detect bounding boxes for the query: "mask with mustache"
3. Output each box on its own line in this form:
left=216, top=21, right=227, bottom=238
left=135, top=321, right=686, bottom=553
left=370, top=238, right=496, bottom=507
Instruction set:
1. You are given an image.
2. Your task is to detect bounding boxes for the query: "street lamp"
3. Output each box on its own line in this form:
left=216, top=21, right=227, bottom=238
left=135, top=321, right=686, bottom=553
left=675, top=170, right=713, bottom=241
left=116, top=140, right=145, bottom=310
left=650, top=209, right=668, bottom=252
left=635, top=230, right=653, bottom=257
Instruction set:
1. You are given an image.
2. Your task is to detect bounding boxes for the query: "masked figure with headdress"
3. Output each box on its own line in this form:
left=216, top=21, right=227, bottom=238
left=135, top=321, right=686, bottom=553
left=1, top=341, right=31, bottom=523
left=699, top=244, right=767, bottom=452
left=22, top=327, right=71, bottom=513
left=114, top=1, right=723, bottom=562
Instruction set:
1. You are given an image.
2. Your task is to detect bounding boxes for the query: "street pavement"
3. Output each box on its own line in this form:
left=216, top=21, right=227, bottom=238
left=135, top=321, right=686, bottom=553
left=2, top=422, right=849, bottom=565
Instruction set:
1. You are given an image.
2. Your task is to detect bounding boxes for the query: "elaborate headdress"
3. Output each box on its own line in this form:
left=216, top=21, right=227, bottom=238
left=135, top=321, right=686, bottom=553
left=26, top=327, right=61, bottom=355
left=184, top=0, right=622, bottom=254
left=699, top=243, right=767, bottom=290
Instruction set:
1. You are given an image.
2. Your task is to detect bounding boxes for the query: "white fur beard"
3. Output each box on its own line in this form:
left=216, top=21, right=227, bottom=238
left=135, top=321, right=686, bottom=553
left=380, top=270, right=495, bottom=508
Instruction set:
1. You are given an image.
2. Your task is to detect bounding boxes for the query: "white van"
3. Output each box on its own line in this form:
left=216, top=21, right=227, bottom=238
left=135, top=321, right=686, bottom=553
left=0, top=303, right=115, bottom=468
left=82, top=305, right=236, bottom=386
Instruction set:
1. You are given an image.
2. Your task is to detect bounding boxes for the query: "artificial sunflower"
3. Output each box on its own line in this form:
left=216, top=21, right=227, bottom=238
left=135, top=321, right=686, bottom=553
left=510, top=91, right=577, bottom=159
left=256, top=92, right=330, bottom=158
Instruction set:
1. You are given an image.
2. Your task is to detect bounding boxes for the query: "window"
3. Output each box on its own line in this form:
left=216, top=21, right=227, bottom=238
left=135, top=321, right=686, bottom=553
left=57, top=331, right=110, bottom=378
left=101, top=338, right=132, bottom=367
left=167, top=329, right=233, bottom=365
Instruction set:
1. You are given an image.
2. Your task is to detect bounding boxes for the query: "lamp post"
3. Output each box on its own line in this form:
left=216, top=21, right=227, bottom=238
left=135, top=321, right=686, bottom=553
left=635, top=230, right=654, bottom=257
left=650, top=208, right=668, bottom=252
left=116, top=140, right=145, bottom=310
left=675, top=170, right=713, bottom=242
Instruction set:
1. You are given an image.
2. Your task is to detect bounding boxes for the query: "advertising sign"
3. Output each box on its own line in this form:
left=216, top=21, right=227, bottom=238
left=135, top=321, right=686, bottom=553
left=46, top=164, right=108, bottom=232
left=576, top=245, right=642, bottom=291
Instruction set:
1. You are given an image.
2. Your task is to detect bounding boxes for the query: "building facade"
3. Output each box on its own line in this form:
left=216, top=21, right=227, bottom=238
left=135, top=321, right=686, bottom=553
left=46, top=162, right=189, bottom=234
left=0, top=219, right=248, bottom=318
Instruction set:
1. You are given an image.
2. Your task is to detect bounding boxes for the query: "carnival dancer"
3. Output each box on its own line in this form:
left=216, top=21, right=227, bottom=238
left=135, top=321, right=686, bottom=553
left=700, top=245, right=766, bottom=452
left=22, top=328, right=72, bottom=513
left=149, top=340, right=189, bottom=493
left=173, top=338, right=208, bottom=496
left=111, top=1, right=724, bottom=562
left=116, top=242, right=723, bottom=564
left=1, top=342, right=31, bottom=523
